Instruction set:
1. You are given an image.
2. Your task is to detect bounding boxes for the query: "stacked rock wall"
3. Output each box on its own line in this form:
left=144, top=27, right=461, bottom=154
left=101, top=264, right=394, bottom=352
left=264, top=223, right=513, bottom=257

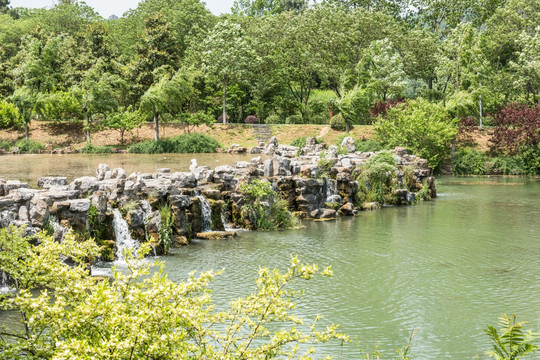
left=0, top=138, right=436, bottom=256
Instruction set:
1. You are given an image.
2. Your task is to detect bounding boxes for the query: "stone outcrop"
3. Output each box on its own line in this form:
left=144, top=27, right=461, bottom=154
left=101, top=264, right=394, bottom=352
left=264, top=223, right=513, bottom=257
left=0, top=137, right=436, bottom=260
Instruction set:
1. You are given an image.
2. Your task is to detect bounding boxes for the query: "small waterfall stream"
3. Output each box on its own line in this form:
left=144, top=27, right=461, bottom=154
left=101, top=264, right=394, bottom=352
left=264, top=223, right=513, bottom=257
left=197, top=195, right=212, bottom=232
left=112, top=209, right=139, bottom=264
left=0, top=271, right=11, bottom=293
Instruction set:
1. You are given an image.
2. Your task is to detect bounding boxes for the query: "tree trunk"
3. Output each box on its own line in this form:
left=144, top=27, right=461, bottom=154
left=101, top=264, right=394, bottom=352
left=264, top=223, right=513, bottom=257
left=25, top=123, right=29, bottom=141
left=345, top=121, right=351, bottom=133
left=154, top=111, right=159, bottom=142
left=222, top=82, right=227, bottom=124
left=85, top=113, right=91, bottom=144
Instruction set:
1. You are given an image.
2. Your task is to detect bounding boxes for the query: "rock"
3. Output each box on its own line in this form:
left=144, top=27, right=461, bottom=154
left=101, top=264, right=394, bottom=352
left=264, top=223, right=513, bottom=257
left=111, top=168, right=127, bottom=179
left=338, top=202, right=355, bottom=216
left=341, top=136, right=356, bottom=153
left=37, top=177, right=68, bottom=189
left=29, top=198, right=49, bottom=227
left=171, top=172, right=197, bottom=188
left=320, top=208, right=337, bottom=219
left=3, top=180, right=29, bottom=194
left=264, top=159, right=274, bottom=177
left=157, top=168, right=171, bottom=174
left=169, top=195, right=190, bottom=209
left=195, top=231, right=238, bottom=240
left=275, top=156, right=291, bottom=176
left=91, top=191, right=108, bottom=214
left=96, top=163, right=111, bottom=181
left=69, top=199, right=91, bottom=213
left=9, top=188, right=36, bottom=202
left=70, top=176, right=99, bottom=195
left=18, top=205, right=29, bottom=222
left=363, top=202, right=380, bottom=210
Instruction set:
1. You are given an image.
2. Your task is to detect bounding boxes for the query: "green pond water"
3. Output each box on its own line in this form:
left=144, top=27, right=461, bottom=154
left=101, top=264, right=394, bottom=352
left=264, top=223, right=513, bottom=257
left=1, top=154, right=539, bottom=358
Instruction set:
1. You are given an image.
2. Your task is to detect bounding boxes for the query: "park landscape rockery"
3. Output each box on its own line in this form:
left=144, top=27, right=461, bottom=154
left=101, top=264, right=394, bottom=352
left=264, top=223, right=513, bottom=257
left=0, top=137, right=435, bottom=253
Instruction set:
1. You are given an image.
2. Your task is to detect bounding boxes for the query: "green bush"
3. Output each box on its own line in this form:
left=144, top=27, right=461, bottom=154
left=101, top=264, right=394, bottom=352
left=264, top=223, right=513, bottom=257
left=452, top=149, right=487, bottom=175
left=0, top=100, right=20, bottom=128
left=285, top=114, right=303, bottom=124
left=265, top=114, right=283, bottom=124
left=81, top=144, right=113, bottom=154
left=357, top=152, right=398, bottom=204
left=486, top=156, right=525, bottom=175
left=374, top=98, right=457, bottom=169
left=129, top=133, right=222, bottom=154
left=329, top=113, right=346, bottom=131
left=356, top=139, right=385, bottom=153
left=239, top=179, right=297, bottom=230
left=517, top=145, right=540, bottom=175
left=290, top=136, right=324, bottom=148
left=15, top=139, right=44, bottom=153
left=0, top=140, right=11, bottom=151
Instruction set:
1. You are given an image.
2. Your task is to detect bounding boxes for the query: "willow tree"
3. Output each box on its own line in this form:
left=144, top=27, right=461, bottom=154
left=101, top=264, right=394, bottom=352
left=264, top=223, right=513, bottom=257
left=200, top=21, right=258, bottom=124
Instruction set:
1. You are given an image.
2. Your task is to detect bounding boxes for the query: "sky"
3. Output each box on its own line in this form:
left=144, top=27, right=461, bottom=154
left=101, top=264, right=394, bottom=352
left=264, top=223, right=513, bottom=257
left=10, top=0, right=235, bottom=17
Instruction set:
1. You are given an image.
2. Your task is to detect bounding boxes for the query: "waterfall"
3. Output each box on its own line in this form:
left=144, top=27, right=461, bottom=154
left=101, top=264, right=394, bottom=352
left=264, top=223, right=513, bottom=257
left=0, top=271, right=11, bottom=294
left=325, top=178, right=339, bottom=200
left=112, top=209, right=139, bottom=264
left=197, top=195, right=212, bottom=232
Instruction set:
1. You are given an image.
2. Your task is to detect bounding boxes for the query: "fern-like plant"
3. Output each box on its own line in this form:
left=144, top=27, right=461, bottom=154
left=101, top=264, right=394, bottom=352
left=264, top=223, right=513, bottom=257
left=485, top=314, right=538, bottom=360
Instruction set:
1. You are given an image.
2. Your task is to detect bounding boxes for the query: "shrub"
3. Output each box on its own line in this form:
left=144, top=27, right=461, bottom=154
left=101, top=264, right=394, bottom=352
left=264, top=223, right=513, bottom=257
left=486, top=156, right=525, bottom=175
left=0, top=226, right=346, bottom=359
left=239, top=179, right=298, bottom=230
left=374, top=98, right=457, bottom=169
left=15, top=139, right=44, bottom=153
left=244, top=115, right=258, bottom=124
left=265, top=114, right=283, bottom=124
left=81, top=144, right=113, bottom=154
left=451, top=149, right=487, bottom=175
left=290, top=136, right=324, bottom=148
left=329, top=113, right=346, bottom=131
left=490, top=103, right=540, bottom=155
left=357, top=151, right=398, bottom=204
left=129, top=133, right=221, bottom=154
left=217, top=114, right=230, bottom=123
left=517, top=144, right=540, bottom=175
left=356, top=139, right=385, bottom=152
left=0, top=100, right=20, bottom=128
left=285, top=114, right=303, bottom=124
left=0, top=140, right=11, bottom=150
left=370, top=98, right=405, bottom=118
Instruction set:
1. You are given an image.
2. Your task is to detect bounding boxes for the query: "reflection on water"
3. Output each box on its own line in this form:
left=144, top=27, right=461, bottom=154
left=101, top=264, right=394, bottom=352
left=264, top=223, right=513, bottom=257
left=0, top=153, right=260, bottom=187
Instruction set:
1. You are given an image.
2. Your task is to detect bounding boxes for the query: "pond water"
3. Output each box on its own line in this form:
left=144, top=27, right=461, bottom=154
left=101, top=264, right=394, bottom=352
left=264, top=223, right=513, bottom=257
left=0, top=153, right=259, bottom=187
left=1, top=154, right=539, bottom=358
left=159, top=176, right=540, bottom=359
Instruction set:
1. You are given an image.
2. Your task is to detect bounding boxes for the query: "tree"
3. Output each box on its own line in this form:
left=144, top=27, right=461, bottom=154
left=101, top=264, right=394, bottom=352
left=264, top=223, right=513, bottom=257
left=232, top=0, right=308, bottom=16
left=357, top=39, right=406, bottom=102
left=337, top=86, right=374, bottom=131
left=374, top=98, right=458, bottom=168
left=0, top=99, right=20, bottom=128
left=11, top=87, right=35, bottom=140
left=104, top=107, right=144, bottom=145
left=200, top=20, right=258, bottom=124
left=140, top=70, right=193, bottom=141
left=130, top=12, right=180, bottom=101
left=0, top=226, right=347, bottom=359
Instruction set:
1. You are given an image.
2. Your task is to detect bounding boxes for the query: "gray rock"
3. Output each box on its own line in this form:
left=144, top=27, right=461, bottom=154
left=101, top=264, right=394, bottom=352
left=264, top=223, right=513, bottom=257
left=96, top=163, right=111, bottom=181
left=29, top=198, right=49, bottom=227
left=264, top=159, right=274, bottom=177
left=169, top=195, right=190, bottom=209
left=4, top=180, right=29, bottom=194
left=37, top=177, right=68, bottom=189
left=70, top=176, right=99, bottom=195
left=69, top=199, right=91, bottom=213
left=171, top=172, right=197, bottom=188
left=10, top=188, right=36, bottom=203
left=320, top=208, right=337, bottom=219
left=111, top=168, right=127, bottom=180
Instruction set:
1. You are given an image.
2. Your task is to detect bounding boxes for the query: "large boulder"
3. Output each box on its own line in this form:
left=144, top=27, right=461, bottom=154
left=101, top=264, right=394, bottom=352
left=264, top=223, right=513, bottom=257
left=37, top=177, right=68, bottom=189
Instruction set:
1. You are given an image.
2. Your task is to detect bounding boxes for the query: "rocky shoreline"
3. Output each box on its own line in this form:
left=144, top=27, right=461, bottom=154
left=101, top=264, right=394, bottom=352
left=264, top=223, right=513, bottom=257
left=0, top=137, right=435, bottom=260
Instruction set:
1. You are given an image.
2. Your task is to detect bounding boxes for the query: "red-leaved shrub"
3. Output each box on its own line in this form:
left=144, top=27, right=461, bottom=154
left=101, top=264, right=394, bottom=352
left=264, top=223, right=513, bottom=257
left=490, top=103, right=540, bottom=155
left=370, top=98, right=405, bottom=119
left=245, top=115, right=258, bottom=124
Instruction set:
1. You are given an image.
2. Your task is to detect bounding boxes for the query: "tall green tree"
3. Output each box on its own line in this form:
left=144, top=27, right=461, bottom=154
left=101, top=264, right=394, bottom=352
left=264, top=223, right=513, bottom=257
left=232, top=0, right=308, bottom=16
left=200, top=20, right=258, bottom=124
left=130, top=12, right=180, bottom=101
left=357, top=39, right=406, bottom=101
left=11, top=86, right=35, bottom=140
left=140, top=70, right=193, bottom=140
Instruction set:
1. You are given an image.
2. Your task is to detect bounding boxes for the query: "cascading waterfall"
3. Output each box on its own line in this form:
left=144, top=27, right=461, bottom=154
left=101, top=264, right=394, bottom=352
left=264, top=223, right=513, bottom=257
left=112, top=208, right=139, bottom=264
left=197, top=195, right=212, bottom=232
left=325, top=178, right=339, bottom=201
left=0, top=271, right=11, bottom=293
